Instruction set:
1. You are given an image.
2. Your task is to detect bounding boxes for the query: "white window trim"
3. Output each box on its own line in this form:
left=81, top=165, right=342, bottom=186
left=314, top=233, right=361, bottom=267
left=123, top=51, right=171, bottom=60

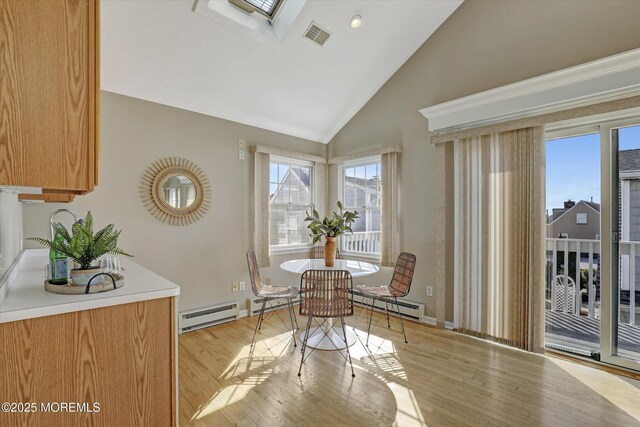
left=339, top=155, right=382, bottom=260
left=269, top=155, right=315, bottom=252
left=270, top=244, right=315, bottom=256
left=193, top=0, right=307, bottom=45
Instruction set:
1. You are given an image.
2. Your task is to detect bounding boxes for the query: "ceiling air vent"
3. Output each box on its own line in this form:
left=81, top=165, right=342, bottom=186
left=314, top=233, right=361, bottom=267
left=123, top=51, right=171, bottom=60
left=303, top=22, right=330, bottom=46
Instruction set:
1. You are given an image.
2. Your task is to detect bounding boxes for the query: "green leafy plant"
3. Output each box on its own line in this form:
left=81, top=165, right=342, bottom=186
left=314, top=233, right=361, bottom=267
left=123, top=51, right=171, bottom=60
left=28, top=211, right=133, bottom=270
left=305, top=201, right=359, bottom=244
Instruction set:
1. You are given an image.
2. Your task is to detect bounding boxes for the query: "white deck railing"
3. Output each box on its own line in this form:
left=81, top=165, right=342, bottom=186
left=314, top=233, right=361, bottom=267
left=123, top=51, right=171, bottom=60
left=546, top=237, right=638, bottom=325
left=343, top=231, right=381, bottom=254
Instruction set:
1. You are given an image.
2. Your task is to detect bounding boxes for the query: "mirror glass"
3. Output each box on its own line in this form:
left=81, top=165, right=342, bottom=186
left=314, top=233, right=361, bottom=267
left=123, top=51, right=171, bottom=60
left=162, top=175, right=197, bottom=208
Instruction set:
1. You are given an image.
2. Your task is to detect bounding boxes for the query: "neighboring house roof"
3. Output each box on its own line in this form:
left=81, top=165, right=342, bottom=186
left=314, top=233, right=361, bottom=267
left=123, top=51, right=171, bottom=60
left=547, top=200, right=600, bottom=225
left=583, top=201, right=601, bottom=212
left=344, top=176, right=380, bottom=187
left=619, top=149, right=640, bottom=172
left=269, top=167, right=311, bottom=200
left=296, top=168, right=310, bottom=187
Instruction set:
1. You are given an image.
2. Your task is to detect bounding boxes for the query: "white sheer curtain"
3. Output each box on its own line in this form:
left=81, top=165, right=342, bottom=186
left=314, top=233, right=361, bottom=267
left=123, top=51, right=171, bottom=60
left=454, top=127, right=545, bottom=352
left=252, top=151, right=270, bottom=267
left=381, top=151, right=400, bottom=266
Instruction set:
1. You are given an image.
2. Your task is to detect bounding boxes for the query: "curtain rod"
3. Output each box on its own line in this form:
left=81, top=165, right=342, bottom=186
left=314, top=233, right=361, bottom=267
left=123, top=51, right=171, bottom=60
left=430, top=95, right=640, bottom=144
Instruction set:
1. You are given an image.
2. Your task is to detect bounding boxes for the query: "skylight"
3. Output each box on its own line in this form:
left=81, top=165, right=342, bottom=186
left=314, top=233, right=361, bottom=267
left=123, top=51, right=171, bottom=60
left=229, top=0, right=284, bottom=18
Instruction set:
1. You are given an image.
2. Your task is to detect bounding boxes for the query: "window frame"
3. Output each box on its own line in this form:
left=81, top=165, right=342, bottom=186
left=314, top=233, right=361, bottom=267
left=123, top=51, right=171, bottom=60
left=269, top=155, right=315, bottom=254
left=339, top=156, right=382, bottom=260
left=229, top=0, right=285, bottom=20
left=576, top=212, right=588, bottom=224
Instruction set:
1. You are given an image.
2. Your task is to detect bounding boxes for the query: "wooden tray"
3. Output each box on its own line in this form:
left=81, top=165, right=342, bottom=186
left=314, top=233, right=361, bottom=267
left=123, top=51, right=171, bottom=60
left=44, top=274, right=124, bottom=295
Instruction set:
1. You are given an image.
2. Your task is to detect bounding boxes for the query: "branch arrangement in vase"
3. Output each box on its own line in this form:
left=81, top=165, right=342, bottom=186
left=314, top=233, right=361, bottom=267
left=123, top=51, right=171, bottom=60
left=305, top=201, right=358, bottom=266
left=29, top=211, right=133, bottom=285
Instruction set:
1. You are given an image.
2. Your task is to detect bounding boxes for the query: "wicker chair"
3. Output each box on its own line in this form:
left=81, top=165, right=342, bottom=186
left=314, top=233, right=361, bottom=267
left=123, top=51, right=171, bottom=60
left=356, top=252, right=416, bottom=345
left=298, top=269, right=355, bottom=377
left=246, top=250, right=299, bottom=347
left=309, top=246, right=340, bottom=260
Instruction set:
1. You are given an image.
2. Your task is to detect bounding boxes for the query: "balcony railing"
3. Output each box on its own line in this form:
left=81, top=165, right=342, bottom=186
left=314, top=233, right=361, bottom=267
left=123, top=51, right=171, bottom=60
left=546, top=237, right=638, bottom=325
left=343, top=231, right=381, bottom=254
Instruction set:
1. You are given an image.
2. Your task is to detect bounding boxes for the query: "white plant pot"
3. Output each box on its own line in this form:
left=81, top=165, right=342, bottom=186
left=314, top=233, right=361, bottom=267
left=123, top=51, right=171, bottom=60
left=70, top=267, right=104, bottom=287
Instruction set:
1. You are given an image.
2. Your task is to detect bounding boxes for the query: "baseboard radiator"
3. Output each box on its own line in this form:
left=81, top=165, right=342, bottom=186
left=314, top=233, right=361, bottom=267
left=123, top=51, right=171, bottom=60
left=351, top=289, right=425, bottom=323
left=179, top=302, right=239, bottom=333
left=248, top=296, right=300, bottom=317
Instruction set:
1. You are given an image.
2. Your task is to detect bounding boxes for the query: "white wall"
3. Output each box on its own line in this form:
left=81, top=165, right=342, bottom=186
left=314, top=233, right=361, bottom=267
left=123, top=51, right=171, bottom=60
left=328, top=0, right=640, bottom=320
left=0, top=191, right=23, bottom=278
left=23, top=92, right=326, bottom=312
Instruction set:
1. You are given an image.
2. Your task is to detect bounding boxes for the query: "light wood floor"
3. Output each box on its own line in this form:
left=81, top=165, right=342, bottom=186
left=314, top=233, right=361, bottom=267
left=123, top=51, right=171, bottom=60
left=179, top=308, right=640, bottom=426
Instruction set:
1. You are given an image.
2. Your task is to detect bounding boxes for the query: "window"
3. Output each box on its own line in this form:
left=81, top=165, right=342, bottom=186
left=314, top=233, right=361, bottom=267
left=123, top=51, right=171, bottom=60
left=576, top=212, right=587, bottom=224
left=341, top=158, right=381, bottom=256
left=269, top=157, right=313, bottom=249
left=229, top=0, right=284, bottom=18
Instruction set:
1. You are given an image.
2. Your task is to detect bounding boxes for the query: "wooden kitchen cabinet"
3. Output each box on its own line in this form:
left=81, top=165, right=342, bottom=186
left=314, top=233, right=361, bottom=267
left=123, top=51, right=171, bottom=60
left=0, top=297, right=177, bottom=426
left=0, top=0, right=100, bottom=194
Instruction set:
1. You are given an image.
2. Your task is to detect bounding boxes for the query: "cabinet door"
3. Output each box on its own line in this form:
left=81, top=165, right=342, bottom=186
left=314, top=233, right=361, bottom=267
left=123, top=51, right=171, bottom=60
left=0, top=0, right=98, bottom=192
left=0, top=298, right=177, bottom=426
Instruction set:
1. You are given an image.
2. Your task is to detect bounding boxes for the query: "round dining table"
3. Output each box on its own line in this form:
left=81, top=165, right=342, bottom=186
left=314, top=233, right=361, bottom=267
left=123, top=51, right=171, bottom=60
left=280, top=258, right=379, bottom=350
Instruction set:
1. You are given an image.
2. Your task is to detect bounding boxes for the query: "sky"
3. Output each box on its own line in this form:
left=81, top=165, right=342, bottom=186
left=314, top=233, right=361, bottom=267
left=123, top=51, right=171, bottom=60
left=546, top=125, right=640, bottom=211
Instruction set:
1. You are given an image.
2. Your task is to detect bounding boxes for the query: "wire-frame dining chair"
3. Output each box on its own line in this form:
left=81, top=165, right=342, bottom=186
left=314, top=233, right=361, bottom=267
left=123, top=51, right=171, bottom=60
left=356, top=252, right=417, bottom=345
left=298, top=269, right=355, bottom=378
left=309, top=246, right=340, bottom=260
left=246, top=250, right=299, bottom=348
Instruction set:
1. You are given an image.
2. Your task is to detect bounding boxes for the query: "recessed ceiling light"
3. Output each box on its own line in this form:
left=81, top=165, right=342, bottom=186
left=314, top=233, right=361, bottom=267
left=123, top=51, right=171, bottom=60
left=350, top=14, right=363, bottom=29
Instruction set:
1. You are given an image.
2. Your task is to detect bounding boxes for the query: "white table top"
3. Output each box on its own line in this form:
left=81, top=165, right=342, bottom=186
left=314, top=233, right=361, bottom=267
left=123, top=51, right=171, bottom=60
left=0, top=249, right=180, bottom=324
left=280, top=258, right=379, bottom=277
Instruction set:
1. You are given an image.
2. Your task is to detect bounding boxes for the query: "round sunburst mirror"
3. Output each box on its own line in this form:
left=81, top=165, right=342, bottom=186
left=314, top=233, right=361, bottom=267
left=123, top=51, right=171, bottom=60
left=140, top=157, right=210, bottom=226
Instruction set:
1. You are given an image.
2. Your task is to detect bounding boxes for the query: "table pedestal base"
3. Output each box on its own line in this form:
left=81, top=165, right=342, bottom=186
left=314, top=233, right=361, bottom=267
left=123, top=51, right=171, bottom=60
left=300, top=325, right=357, bottom=350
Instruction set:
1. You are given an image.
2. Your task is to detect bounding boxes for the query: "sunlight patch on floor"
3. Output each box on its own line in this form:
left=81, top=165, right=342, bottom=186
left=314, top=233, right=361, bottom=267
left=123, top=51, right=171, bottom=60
left=549, top=357, right=640, bottom=422
left=192, top=384, right=255, bottom=420
left=191, top=318, right=428, bottom=424
left=220, top=331, right=294, bottom=379
left=351, top=326, right=425, bottom=424
left=350, top=327, right=396, bottom=358
left=191, top=331, right=295, bottom=421
left=387, top=382, right=427, bottom=426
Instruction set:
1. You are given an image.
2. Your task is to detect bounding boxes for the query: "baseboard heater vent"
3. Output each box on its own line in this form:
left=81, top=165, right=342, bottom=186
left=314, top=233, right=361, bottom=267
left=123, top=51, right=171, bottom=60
left=179, top=302, right=239, bottom=333
left=248, top=296, right=300, bottom=316
left=351, top=290, right=425, bottom=323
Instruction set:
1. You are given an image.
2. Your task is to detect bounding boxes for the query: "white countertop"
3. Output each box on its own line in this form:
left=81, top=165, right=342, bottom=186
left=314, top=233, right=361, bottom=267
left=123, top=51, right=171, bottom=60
left=0, top=249, right=180, bottom=324
left=280, top=258, right=380, bottom=277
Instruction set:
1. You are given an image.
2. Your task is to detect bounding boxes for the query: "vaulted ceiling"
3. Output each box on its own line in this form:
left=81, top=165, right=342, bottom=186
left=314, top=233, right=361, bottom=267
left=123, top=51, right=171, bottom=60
left=101, top=0, right=462, bottom=143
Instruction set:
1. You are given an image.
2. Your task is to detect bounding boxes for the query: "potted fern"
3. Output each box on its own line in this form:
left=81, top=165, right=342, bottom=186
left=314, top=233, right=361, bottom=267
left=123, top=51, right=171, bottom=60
left=29, top=211, right=133, bottom=286
left=305, top=201, right=359, bottom=267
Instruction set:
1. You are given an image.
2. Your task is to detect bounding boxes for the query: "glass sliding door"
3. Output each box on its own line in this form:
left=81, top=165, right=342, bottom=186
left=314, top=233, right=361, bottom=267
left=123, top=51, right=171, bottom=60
left=606, top=122, right=640, bottom=369
left=545, top=130, right=602, bottom=357
left=543, top=115, right=640, bottom=372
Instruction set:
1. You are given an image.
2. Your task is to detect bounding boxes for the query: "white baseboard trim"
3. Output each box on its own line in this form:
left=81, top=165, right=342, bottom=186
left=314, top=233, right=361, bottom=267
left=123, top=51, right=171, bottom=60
left=422, top=315, right=455, bottom=329
left=238, top=309, right=248, bottom=318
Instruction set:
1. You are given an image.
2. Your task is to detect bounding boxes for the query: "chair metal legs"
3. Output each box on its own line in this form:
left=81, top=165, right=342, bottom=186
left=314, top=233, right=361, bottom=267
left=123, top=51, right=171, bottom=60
left=298, top=316, right=355, bottom=378
left=251, top=299, right=267, bottom=347
left=252, top=297, right=299, bottom=348
left=355, top=294, right=369, bottom=323
left=363, top=296, right=409, bottom=346
left=286, top=298, right=297, bottom=347
left=394, top=297, right=408, bottom=344
left=289, top=298, right=299, bottom=329
left=298, top=316, right=313, bottom=376
left=366, top=297, right=375, bottom=346
left=384, top=300, right=391, bottom=328
left=340, top=317, right=355, bottom=377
